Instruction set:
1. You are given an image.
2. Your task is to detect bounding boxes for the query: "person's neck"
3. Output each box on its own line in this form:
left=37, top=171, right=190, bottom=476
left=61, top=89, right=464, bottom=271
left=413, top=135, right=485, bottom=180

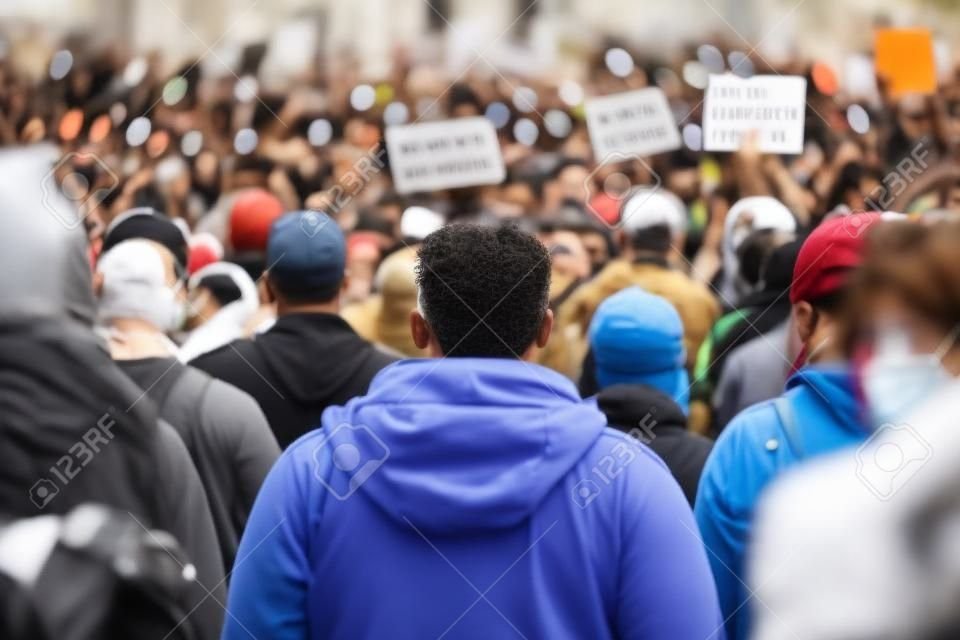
left=106, top=318, right=175, bottom=360
left=276, top=300, right=340, bottom=317
left=805, top=342, right=843, bottom=366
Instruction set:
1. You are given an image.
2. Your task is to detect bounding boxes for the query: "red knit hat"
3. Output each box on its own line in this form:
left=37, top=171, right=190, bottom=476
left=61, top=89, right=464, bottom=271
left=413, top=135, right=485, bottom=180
left=790, top=213, right=881, bottom=304
left=229, top=189, right=284, bottom=252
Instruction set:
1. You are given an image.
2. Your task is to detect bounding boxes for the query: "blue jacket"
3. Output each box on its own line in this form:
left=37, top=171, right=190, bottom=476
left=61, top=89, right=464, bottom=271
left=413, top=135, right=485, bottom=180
left=694, top=364, right=868, bottom=640
left=224, top=358, right=723, bottom=640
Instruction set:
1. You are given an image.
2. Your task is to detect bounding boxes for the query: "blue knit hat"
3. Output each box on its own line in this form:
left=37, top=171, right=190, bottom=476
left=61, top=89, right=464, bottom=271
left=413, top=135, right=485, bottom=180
left=588, top=286, right=689, bottom=411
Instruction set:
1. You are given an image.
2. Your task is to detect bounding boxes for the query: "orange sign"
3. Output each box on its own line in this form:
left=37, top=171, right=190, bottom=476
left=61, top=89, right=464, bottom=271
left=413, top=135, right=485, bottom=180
left=875, top=28, right=937, bottom=97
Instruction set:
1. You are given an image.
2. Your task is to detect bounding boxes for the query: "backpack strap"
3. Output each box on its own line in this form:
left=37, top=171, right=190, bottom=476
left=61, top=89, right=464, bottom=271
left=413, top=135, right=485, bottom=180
left=156, top=366, right=214, bottom=455
left=147, top=361, right=190, bottom=414
left=772, top=395, right=806, bottom=459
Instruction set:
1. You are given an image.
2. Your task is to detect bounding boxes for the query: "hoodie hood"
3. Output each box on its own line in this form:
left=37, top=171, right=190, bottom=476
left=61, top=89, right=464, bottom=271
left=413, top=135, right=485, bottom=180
left=321, top=358, right=608, bottom=534
left=721, top=196, right=797, bottom=303
left=594, top=383, right=687, bottom=434
left=785, top=364, right=864, bottom=439
left=0, top=145, right=96, bottom=327
left=178, top=261, right=260, bottom=362
left=254, top=313, right=385, bottom=404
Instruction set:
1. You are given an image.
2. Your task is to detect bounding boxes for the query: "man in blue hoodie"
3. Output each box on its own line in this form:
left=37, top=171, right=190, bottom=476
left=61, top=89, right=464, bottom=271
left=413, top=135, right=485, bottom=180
left=224, top=223, right=723, bottom=639
left=694, top=213, right=883, bottom=640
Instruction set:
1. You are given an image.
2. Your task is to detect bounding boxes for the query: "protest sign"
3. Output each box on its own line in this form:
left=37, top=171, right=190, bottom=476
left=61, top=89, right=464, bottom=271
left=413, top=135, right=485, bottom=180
left=844, top=53, right=880, bottom=104
left=703, top=74, right=807, bottom=154
left=585, top=88, right=681, bottom=158
left=385, top=117, right=505, bottom=194
left=875, top=28, right=937, bottom=98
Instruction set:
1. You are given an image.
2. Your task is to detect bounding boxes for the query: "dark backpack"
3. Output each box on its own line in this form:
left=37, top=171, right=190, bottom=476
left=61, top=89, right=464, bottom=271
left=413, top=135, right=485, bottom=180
left=0, top=504, right=198, bottom=640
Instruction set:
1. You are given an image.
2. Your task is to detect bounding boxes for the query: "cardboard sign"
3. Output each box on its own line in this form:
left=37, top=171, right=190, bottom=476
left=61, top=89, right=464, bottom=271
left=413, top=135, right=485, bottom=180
left=703, top=74, right=807, bottom=154
left=585, top=88, right=681, bottom=158
left=385, top=117, right=505, bottom=194
left=875, top=28, right=937, bottom=97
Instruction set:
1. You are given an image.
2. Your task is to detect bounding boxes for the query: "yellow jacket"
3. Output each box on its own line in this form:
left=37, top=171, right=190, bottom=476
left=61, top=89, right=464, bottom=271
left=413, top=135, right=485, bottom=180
left=549, top=259, right=720, bottom=378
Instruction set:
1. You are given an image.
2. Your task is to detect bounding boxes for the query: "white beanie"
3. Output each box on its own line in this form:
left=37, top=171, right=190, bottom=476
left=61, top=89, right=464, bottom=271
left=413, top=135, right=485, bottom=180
left=97, top=239, right=183, bottom=332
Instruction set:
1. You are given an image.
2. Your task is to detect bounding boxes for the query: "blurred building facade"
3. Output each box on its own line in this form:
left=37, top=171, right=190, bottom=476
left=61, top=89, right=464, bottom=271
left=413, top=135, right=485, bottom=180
left=2, top=0, right=958, bottom=76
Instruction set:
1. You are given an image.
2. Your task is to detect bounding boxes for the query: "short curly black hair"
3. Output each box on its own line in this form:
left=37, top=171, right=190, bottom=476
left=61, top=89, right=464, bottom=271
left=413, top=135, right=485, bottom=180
left=416, top=224, right=551, bottom=357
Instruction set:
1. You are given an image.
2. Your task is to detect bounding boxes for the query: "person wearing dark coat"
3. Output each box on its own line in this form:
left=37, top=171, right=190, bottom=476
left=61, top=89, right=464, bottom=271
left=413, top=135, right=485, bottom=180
left=0, top=146, right=224, bottom=639
left=596, top=384, right=712, bottom=505
left=190, top=211, right=396, bottom=448
left=587, top=286, right=713, bottom=505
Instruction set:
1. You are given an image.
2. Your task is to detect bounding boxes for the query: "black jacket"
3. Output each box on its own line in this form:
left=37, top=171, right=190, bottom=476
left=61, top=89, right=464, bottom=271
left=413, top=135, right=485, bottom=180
left=190, top=313, right=397, bottom=448
left=0, top=318, right=225, bottom=639
left=596, top=384, right=713, bottom=505
left=117, top=358, right=280, bottom=570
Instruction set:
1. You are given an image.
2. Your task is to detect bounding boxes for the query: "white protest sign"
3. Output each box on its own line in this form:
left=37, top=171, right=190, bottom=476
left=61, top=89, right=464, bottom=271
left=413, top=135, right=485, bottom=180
left=585, top=88, right=682, bottom=158
left=385, top=117, right=505, bottom=194
left=703, top=74, right=807, bottom=154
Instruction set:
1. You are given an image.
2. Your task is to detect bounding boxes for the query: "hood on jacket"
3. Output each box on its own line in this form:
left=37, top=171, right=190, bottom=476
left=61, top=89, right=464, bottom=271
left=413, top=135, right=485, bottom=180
left=785, top=364, right=864, bottom=439
left=0, top=317, right=159, bottom=521
left=321, top=358, right=608, bottom=534
left=594, top=383, right=686, bottom=434
left=721, top=196, right=797, bottom=303
left=179, top=261, right=260, bottom=362
left=254, top=313, right=384, bottom=404
left=0, top=145, right=96, bottom=326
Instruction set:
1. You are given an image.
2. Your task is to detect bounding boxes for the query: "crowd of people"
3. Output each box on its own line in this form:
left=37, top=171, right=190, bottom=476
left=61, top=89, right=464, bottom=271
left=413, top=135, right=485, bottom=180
left=3, top=24, right=960, bottom=639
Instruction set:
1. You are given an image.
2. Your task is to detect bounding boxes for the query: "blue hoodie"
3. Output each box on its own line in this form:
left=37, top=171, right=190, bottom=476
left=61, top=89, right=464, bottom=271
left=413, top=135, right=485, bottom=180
left=224, top=358, right=723, bottom=640
left=694, top=364, right=868, bottom=640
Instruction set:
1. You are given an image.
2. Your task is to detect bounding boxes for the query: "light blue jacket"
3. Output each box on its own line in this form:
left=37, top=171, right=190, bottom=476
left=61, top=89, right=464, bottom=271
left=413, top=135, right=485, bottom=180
left=695, top=364, right=868, bottom=640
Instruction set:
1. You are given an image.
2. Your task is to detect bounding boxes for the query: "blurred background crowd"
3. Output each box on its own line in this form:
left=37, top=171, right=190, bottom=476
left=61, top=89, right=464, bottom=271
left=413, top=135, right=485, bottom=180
left=5, top=0, right=960, bottom=638
left=6, top=0, right=960, bottom=428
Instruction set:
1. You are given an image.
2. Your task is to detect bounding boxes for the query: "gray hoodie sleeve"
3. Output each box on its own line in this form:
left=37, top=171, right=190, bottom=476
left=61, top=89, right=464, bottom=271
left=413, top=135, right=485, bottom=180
left=154, top=419, right=226, bottom=640
left=713, top=351, right=745, bottom=431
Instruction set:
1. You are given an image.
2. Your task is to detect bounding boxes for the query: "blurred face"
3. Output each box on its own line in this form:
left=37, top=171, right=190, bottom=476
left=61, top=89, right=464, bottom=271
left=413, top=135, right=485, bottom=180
left=578, top=230, right=610, bottom=273
left=186, top=285, right=219, bottom=329
left=344, top=241, right=380, bottom=303
left=897, top=96, right=932, bottom=140
left=156, top=245, right=186, bottom=306
left=546, top=231, right=590, bottom=281
left=843, top=175, right=881, bottom=211
left=861, top=292, right=960, bottom=377
left=544, top=165, right=590, bottom=210
left=451, top=102, right=481, bottom=118
left=195, top=151, right=219, bottom=185
left=857, top=291, right=960, bottom=426
left=666, top=168, right=699, bottom=203
left=501, top=182, right=536, bottom=212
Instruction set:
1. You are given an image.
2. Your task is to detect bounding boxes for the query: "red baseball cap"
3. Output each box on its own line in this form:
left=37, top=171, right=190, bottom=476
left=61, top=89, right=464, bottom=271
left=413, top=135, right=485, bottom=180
left=790, top=213, right=881, bottom=304
left=229, top=189, right=284, bottom=252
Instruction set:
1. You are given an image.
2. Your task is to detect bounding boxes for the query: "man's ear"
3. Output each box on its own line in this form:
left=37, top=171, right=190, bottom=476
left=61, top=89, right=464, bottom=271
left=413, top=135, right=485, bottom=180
left=410, top=309, right=432, bottom=350
left=92, top=270, right=104, bottom=299
left=260, top=274, right=275, bottom=305
left=536, top=308, right=554, bottom=349
left=793, top=301, right=815, bottom=344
